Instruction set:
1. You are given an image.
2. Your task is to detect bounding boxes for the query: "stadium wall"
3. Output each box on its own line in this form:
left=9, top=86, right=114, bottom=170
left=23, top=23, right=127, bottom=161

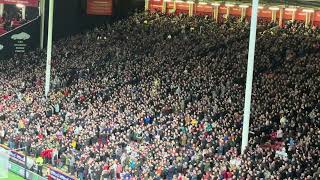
left=45, top=0, right=111, bottom=39
left=0, top=17, right=40, bottom=59
left=43, top=0, right=143, bottom=41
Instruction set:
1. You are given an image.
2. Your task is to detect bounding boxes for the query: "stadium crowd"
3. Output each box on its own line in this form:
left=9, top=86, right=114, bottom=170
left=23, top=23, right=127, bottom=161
left=0, top=12, right=320, bottom=179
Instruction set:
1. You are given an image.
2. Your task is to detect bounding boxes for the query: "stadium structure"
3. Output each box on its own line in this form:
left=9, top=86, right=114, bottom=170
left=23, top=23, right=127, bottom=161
left=0, top=0, right=319, bottom=179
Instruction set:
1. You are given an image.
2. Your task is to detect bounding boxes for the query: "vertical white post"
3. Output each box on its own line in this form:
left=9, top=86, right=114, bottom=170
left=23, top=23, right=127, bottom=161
left=240, top=7, right=247, bottom=22
left=0, top=4, right=4, bottom=17
left=40, top=0, right=46, bottom=49
left=188, top=2, right=194, bottom=17
left=145, top=0, right=149, bottom=11
left=279, top=7, right=283, bottom=27
left=271, top=10, right=275, bottom=22
left=45, top=0, right=54, bottom=97
left=212, top=6, right=215, bottom=21
left=21, top=6, right=26, bottom=20
left=162, top=0, right=166, bottom=14
left=305, top=13, right=309, bottom=27
left=292, top=10, right=296, bottom=21
left=241, top=0, right=259, bottom=154
left=213, top=5, right=219, bottom=22
left=226, top=7, right=230, bottom=19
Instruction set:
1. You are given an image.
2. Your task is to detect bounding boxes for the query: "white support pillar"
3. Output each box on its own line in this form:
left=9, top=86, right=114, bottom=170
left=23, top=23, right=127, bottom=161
left=0, top=4, right=4, bottom=17
left=311, top=12, right=314, bottom=26
left=145, top=0, right=149, bottom=11
left=40, top=0, right=46, bottom=49
left=241, top=8, right=245, bottom=21
left=279, top=7, right=284, bottom=27
left=226, top=7, right=230, bottom=19
left=162, top=0, right=166, bottom=14
left=302, top=9, right=314, bottom=27
left=305, top=13, right=311, bottom=27
left=45, top=0, right=54, bottom=97
left=271, top=10, right=276, bottom=22
left=225, top=4, right=234, bottom=20
left=241, top=0, right=259, bottom=154
left=21, top=6, right=26, bottom=20
left=212, top=4, right=219, bottom=22
left=269, top=7, right=279, bottom=23
left=240, top=5, right=249, bottom=22
left=292, top=10, right=296, bottom=21
left=285, top=8, right=297, bottom=22
left=214, top=6, right=219, bottom=22
left=188, top=2, right=194, bottom=17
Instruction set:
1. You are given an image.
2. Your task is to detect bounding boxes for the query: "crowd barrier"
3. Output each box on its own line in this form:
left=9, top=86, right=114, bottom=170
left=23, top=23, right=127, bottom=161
left=8, top=161, right=46, bottom=180
left=0, top=144, right=46, bottom=180
left=0, top=144, right=34, bottom=168
left=47, top=166, right=78, bottom=180
left=0, top=144, right=78, bottom=180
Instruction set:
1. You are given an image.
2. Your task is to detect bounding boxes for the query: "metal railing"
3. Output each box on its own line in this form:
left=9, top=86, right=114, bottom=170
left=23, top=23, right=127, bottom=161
left=8, top=161, right=47, bottom=180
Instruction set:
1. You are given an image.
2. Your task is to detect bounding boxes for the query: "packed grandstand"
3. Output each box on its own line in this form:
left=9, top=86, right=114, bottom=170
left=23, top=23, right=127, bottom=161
left=0, top=11, right=319, bottom=179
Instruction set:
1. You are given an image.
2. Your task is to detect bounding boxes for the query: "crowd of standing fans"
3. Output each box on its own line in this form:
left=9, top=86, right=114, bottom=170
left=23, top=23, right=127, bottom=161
left=0, top=12, right=320, bottom=179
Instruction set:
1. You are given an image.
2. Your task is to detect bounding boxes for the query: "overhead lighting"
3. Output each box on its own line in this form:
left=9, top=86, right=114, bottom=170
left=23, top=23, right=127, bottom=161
left=198, top=2, right=207, bottom=5
left=16, top=4, right=25, bottom=8
left=258, top=6, right=264, bottom=9
left=239, top=5, right=249, bottom=8
left=225, top=4, right=235, bottom=7
left=165, top=0, right=172, bottom=2
left=302, top=9, right=314, bottom=13
left=175, top=0, right=184, bottom=3
left=285, top=8, right=297, bottom=11
left=211, top=3, right=220, bottom=6
left=187, top=1, right=194, bottom=4
left=269, top=7, right=279, bottom=11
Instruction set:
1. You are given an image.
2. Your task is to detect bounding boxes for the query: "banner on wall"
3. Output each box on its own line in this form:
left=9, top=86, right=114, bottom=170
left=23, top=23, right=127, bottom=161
left=195, top=4, right=212, bottom=15
left=283, top=10, right=293, bottom=20
left=0, top=0, right=38, bottom=7
left=149, top=0, right=162, bottom=12
left=296, top=11, right=306, bottom=21
left=259, top=9, right=272, bottom=18
left=48, top=166, right=78, bottom=180
left=230, top=7, right=241, bottom=16
left=87, top=0, right=113, bottom=15
left=175, top=2, right=189, bottom=14
left=0, top=144, right=26, bottom=164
